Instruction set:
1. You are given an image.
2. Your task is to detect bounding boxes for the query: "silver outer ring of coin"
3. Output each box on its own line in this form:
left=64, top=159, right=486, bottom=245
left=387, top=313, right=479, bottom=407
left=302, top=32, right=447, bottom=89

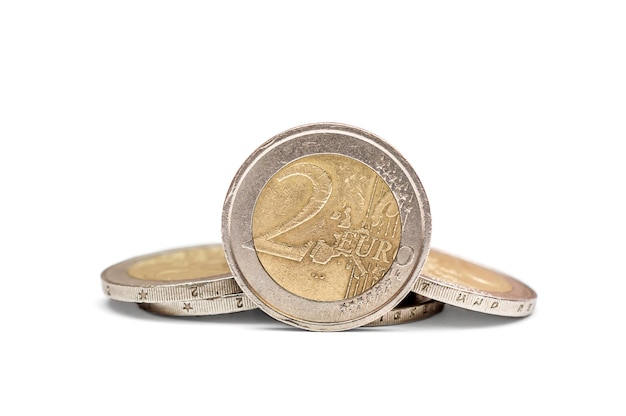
left=222, top=122, right=431, bottom=331
left=139, top=295, right=443, bottom=328
left=100, top=245, right=241, bottom=303
left=413, top=249, right=537, bottom=317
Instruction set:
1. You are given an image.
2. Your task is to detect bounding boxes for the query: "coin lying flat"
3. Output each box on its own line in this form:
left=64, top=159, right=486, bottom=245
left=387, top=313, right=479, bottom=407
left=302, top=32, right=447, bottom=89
left=101, top=243, right=433, bottom=306
left=101, top=244, right=241, bottom=303
left=222, top=123, right=431, bottom=331
left=139, top=294, right=257, bottom=316
left=102, top=243, right=441, bottom=325
left=140, top=293, right=444, bottom=328
left=413, top=249, right=537, bottom=317
left=362, top=294, right=444, bottom=327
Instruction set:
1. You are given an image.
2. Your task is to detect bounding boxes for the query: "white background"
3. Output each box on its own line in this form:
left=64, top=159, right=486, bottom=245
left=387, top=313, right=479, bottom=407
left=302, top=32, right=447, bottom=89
left=1, top=1, right=624, bottom=415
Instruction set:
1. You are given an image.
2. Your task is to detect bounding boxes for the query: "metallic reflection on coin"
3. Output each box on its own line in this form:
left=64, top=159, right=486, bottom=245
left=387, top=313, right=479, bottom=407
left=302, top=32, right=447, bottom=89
left=129, top=247, right=230, bottom=281
left=222, top=123, right=431, bottom=331
left=103, top=243, right=440, bottom=324
left=414, top=249, right=537, bottom=317
left=253, top=154, right=402, bottom=302
left=140, top=293, right=444, bottom=328
left=101, top=244, right=240, bottom=303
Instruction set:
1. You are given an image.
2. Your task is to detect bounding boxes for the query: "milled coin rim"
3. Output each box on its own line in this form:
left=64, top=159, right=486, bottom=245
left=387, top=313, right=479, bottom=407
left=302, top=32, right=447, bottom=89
left=138, top=293, right=257, bottom=316
left=222, top=122, right=431, bottom=331
left=413, top=248, right=538, bottom=317
left=100, top=244, right=241, bottom=303
left=362, top=296, right=444, bottom=327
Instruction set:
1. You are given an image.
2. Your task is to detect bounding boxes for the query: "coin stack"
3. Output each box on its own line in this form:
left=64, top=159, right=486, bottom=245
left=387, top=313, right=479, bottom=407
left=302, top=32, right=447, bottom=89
left=101, top=123, right=537, bottom=331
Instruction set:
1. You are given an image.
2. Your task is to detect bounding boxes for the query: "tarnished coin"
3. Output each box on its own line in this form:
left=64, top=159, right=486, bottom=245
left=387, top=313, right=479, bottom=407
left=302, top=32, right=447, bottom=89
left=222, top=123, right=431, bottom=331
left=139, top=293, right=444, bottom=328
left=101, top=244, right=241, bottom=303
left=414, top=249, right=537, bottom=317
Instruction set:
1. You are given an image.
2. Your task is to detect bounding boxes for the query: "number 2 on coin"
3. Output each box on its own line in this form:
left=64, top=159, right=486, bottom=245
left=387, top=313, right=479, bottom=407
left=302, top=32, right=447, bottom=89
left=253, top=163, right=332, bottom=262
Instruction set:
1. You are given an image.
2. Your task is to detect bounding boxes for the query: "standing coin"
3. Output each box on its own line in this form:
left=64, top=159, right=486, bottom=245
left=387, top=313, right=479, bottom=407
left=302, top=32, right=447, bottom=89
left=222, top=123, right=431, bottom=331
left=101, top=244, right=241, bottom=303
left=413, top=249, right=537, bottom=317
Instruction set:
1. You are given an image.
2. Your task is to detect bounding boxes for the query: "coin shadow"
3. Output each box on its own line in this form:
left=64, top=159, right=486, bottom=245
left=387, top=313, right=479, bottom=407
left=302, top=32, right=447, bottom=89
left=264, top=304, right=533, bottom=333
left=102, top=300, right=532, bottom=331
left=102, top=299, right=285, bottom=328
left=407, top=304, right=534, bottom=330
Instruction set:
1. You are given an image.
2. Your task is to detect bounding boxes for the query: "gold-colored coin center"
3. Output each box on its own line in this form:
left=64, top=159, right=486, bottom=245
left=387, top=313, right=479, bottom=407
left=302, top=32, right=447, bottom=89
left=423, top=249, right=513, bottom=293
left=128, top=246, right=230, bottom=281
left=252, top=154, right=402, bottom=302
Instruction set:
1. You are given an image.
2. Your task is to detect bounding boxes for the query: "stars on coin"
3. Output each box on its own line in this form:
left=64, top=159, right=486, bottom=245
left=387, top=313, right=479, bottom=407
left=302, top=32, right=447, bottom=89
left=182, top=303, right=193, bottom=312
left=355, top=296, right=364, bottom=311
left=138, top=289, right=148, bottom=300
left=347, top=300, right=356, bottom=314
left=339, top=302, right=347, bottom=315
left=340, top=299, right=359, bottom=315
left=364, top=291, right=374, bottom=307
left=382, top=277, right=393, bottom=294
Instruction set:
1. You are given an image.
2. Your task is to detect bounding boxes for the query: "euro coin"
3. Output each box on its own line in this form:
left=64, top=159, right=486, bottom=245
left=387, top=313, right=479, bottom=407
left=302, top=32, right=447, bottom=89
left=222, top=123, right=431, bottom=331
left=101, top=244, right=240, bottom=303
left=414, top=249, right=537, bottom=317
